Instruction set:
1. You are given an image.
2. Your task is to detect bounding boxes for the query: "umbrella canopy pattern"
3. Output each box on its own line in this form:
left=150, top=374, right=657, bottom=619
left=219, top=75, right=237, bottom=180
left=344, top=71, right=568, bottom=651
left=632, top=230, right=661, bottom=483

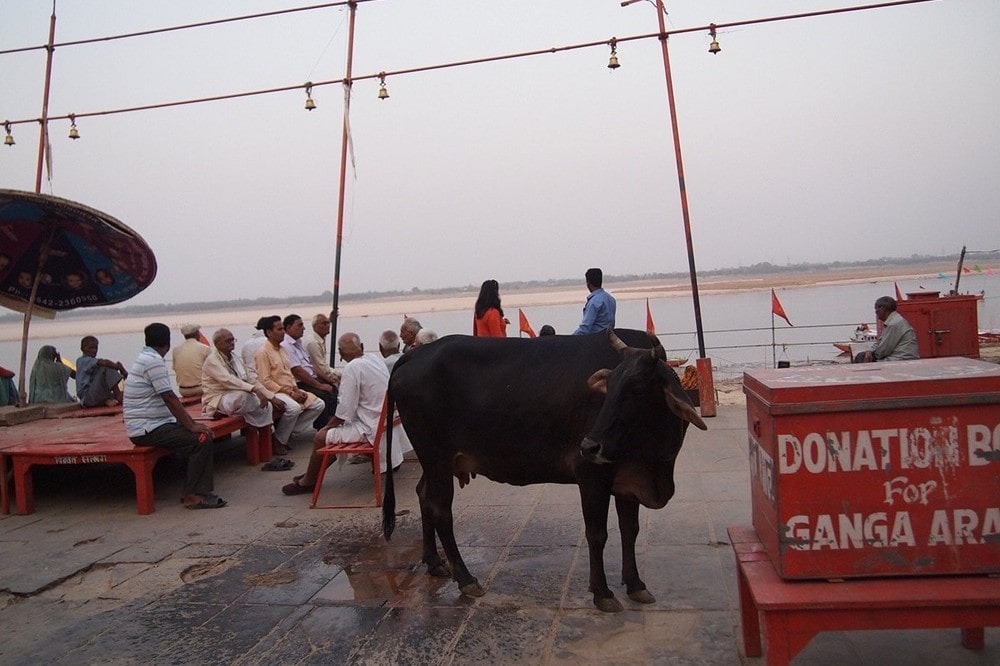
left=0, top=189, right=156, bottom=314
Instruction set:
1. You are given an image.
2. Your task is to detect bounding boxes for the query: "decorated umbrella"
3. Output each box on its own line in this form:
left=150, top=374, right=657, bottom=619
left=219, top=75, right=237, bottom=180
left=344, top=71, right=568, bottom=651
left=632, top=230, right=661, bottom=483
left=0, top=189, right=157, bottom=406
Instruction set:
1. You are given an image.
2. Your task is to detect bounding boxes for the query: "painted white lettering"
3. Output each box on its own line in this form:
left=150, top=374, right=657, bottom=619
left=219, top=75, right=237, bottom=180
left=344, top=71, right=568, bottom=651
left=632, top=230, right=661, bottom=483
left=864, top=512, right=888, bottom=546
left=778, top=434, right=801, bottom=474
left=854, top=432, right=878, bottom=471
left=928, top=510, right=952, bottom=546
left=889, top=512, right=916, bottom=546
left=803, top=433, right=826, bottom=473
left=838, top=513, right=864, bottom=549
left=786, top=515, right=811, bottom=551
left=983, top=508, right=1000, bottom=539
left=883, top=476, right=937, bottom=506
left=813, top=514, right=838, bottom=549
left=967, top=424, right=999, bottom=467
left=953, top=509, right=979, bottom=545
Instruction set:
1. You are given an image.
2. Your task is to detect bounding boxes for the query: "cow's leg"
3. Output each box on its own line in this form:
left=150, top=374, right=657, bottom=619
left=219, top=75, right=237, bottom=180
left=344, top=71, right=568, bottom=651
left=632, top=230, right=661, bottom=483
left=615, top=496, right=655, bottom=604
left=416, top=473, right=450, bottom=578
left=580, top=484, right=621, bottom=612
left=419, top=470, right=484, bottom=597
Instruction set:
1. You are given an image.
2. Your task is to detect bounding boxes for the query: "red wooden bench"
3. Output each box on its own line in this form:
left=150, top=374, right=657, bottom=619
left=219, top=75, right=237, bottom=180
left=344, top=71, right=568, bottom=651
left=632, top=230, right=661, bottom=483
left=0, top=407, right=269, bottom=515
left=728, top=525, right=1000, bottom=665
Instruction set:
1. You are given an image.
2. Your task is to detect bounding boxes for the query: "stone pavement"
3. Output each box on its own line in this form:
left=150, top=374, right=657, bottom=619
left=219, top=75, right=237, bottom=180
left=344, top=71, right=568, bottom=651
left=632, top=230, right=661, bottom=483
left=0, top=405, right=996, bottom=665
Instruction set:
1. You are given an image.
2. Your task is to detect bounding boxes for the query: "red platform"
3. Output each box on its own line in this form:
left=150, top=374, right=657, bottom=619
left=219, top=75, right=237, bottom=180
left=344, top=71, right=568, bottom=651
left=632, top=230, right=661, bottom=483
left=728, top=525, right=1000, bottom=665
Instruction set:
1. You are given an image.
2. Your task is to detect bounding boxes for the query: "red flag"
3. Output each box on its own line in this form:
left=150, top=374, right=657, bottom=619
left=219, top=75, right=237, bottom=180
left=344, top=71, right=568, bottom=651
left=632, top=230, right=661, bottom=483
left=771, top=289, right=792, bottom=326
left=518, top=308, right=536, bottom=338
left=894, top=282, right=903, bottom=301
left=645, top=298, right=656, bottom=336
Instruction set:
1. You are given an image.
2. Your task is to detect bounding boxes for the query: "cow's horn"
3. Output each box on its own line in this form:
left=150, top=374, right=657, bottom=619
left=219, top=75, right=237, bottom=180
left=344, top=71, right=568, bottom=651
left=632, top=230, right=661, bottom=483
left=608, top=329, right=628, bottom=355
left=649, top=335, right=666, bottom=360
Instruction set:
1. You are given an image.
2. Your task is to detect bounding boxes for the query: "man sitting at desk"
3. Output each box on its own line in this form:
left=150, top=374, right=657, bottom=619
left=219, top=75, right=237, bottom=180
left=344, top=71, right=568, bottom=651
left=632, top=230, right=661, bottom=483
left=855, top=296, right=919, bottom=363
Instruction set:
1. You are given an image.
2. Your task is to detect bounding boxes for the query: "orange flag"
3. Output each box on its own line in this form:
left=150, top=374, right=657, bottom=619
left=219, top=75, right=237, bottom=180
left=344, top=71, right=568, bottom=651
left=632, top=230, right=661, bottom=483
left=518, top=308, right=536, bottom=338
left=771, top=289, right=792, bottom=326
left=894, top=282, right=903, bottom=301
left=645, top=298, right=656, bottom=336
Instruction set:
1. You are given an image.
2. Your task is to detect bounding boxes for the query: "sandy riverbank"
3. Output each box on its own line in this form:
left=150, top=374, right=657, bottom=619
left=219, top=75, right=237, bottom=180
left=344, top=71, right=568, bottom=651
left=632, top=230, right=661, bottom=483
left=0, top=262, right=961, bottom=343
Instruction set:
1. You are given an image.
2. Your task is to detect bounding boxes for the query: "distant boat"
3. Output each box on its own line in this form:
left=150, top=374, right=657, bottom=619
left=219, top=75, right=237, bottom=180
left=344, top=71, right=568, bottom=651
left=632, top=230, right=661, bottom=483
left=834, top=324, right=878, bottom=354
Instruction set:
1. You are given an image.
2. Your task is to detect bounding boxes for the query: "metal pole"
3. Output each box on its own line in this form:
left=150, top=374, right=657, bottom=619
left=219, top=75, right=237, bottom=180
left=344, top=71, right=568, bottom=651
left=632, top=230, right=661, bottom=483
left=330, top=0, right=357, bottom=363
left=651, top=0, right=707, bottom=358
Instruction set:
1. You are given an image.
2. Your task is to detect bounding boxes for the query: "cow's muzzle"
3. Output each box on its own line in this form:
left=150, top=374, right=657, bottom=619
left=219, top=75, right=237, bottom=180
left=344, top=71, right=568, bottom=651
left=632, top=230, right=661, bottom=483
left=580, top=437, right=610, bottom=464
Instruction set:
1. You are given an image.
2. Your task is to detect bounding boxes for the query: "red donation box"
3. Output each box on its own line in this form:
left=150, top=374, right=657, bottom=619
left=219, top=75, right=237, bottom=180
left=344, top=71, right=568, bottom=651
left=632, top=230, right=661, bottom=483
left=897, top=292, right=981, bottom=359
left=743, top=357, right=1000, bottom=579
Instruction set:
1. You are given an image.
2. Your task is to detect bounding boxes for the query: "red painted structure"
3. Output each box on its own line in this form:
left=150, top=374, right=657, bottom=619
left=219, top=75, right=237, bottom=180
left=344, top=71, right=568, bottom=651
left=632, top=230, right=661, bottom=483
left=728, top=525, right=1000, bottom=664
left=744, top=357, right=1000, bottom=579
left=898, top=292, right=982, bottom=359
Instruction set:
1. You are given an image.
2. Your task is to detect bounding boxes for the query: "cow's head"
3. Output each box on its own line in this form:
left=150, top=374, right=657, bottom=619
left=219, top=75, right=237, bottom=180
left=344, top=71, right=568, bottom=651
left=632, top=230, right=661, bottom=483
left=580, top=330, right=706, bottom=464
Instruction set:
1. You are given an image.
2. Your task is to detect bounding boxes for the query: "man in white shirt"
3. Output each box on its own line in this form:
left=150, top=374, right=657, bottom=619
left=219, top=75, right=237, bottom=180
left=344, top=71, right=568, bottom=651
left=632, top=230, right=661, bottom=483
left=282, top=332, right=389, bottom=495
left=202, top=328, right=283, bottom=427
left=304, top=313, right=342, bottom=386
left=281, top=314, right=337, bottom=429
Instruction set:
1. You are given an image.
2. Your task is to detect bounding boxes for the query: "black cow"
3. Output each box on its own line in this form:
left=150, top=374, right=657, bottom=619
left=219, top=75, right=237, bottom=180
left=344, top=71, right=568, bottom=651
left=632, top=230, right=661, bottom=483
left=382, top=328, right=706, bottom=612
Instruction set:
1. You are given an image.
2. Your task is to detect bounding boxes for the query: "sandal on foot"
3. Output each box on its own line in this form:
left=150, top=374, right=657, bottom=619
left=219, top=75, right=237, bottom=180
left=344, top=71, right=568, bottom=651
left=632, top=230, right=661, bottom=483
left=185, top=494, right=227, bottom=510
left=281, top=474, right=314, bottom=496
left=261, top=457, right=295, bottom=472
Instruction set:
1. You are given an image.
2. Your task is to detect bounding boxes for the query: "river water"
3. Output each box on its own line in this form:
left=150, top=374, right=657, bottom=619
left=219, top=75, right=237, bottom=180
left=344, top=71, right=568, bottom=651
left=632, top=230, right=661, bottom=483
left=2, top=273, right=996, bottom=396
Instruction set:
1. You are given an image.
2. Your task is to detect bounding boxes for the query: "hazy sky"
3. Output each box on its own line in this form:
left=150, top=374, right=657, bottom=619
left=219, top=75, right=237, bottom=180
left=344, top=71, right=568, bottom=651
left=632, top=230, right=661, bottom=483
left=2, top=0, right=998, bottom=307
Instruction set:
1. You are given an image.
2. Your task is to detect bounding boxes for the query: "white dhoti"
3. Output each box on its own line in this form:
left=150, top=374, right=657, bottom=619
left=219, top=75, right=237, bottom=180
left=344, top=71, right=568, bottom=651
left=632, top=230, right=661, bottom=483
left=211, top=391, right=273, bottom=428
left=273, top=394, right=325, bottom=445
left=325, top=421, right=414, bottom=473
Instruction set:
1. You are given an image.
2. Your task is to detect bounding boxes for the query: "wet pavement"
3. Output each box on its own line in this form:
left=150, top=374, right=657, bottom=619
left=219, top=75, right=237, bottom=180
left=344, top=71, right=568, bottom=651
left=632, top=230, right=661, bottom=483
left=1, top=404, right=997, bottom=665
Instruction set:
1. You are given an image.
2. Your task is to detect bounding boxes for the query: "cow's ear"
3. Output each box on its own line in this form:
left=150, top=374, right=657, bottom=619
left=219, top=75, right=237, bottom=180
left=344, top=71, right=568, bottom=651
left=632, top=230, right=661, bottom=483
left=663, top=385, right=708, bottom=430
left=587, top=368, right=612, bottom=394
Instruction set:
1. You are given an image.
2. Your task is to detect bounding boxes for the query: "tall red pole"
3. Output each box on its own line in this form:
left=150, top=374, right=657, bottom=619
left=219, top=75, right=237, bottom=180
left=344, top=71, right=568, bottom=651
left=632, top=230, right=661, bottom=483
left=329, top=0, right=357, bottom=363
left=651, top=0, right=706, bottom=359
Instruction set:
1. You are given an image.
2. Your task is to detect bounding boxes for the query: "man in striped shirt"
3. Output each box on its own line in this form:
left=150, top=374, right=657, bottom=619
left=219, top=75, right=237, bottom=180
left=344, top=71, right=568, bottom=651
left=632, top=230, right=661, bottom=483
left=124, top=322, right=225, bottom=510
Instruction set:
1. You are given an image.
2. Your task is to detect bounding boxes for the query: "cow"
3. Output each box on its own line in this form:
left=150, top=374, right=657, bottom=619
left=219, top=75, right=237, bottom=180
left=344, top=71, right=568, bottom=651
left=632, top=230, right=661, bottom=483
left=381, top=328, right=707, bottom=612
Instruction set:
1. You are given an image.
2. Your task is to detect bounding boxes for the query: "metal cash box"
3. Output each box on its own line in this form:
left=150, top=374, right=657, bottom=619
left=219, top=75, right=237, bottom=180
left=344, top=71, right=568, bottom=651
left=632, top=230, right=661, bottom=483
left=743, top=357, right=1000, bottom=579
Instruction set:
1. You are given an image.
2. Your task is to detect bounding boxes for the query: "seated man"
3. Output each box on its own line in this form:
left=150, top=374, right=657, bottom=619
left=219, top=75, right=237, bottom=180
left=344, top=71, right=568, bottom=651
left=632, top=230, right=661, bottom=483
left=124, top=323, right=225, bottom=510
left=304, top=313, right=343, bottom=386
left=855, top=296, right=919, bottom=363
left=282, top=332, right=390, bottom=495
left=412, top=328, right=438, bottom=349
left=281, top=314, right=338, bottom=429
left=202, top=328, right=284, bottom=428
left=400, top=317, right=422, bottom=353
left=239, top=316, right=270, bottom=382
left=172, top=323, right=210, bottom=397
left=379, top=329, right=403, bottom=371
left=254, top=315, right=325, bottom=455
left=75, top=335, right=127, bottom=407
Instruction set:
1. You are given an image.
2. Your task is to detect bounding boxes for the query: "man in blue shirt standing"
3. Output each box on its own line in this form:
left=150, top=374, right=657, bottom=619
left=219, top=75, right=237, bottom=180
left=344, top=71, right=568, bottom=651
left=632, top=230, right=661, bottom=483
left=573, top=267, right=617, bottom=335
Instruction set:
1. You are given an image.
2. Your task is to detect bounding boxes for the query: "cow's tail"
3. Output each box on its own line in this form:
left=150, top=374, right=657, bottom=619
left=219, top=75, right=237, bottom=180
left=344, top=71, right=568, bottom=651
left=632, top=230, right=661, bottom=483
left=381, top=387, right=397, bottom=541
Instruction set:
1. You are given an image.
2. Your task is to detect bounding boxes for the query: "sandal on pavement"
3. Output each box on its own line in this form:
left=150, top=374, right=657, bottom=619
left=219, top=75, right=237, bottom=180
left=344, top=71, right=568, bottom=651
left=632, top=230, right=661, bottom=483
left=281, top=474, right=315, bottom=496
left=185, top=494, right=227, bottom=510
left=261, top=457, right=295, bottom=472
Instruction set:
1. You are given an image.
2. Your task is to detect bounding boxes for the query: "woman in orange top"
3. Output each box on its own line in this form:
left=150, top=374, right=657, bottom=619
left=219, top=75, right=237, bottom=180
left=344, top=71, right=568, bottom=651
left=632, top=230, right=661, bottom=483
left=473, top=279, right=508, bottom=337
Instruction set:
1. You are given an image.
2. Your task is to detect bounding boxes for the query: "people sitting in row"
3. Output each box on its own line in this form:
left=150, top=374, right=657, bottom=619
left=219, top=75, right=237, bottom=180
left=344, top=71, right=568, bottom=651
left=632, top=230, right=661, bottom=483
left=379, top=329, right=403, bottom=370
left=29, top=345, right=75, bottom=404
left=304, top=313, right=343, bottom=386
left=201, top=328, right=284, bottom=429
left=281, top=314, right=338, bottom=430
left=282, top=331, right=391, bottom=496
left=76, top=335, right=127, bottom=407
left=254, top=315, right=326, bottom=456
left=172, top=323, right=210, bottom=397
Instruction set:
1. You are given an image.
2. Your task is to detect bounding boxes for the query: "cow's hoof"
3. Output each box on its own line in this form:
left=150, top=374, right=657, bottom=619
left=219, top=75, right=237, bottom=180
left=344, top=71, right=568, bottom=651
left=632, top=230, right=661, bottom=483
left=628, top=589, right=656, bottom=604
left=595, top=596, right=624, bottom=613
left=428, top=563, right=451, bottom=578
left=459, top=580, right=486, bottom=597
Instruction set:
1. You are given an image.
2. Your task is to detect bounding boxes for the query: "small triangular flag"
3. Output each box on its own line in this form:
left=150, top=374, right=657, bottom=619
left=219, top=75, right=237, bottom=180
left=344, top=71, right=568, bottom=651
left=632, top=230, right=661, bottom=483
left=771, top=289, right=792, bottom=326
left=645, top=299, right=656, bottom=336
left=518, top=309, right=536, bottom=338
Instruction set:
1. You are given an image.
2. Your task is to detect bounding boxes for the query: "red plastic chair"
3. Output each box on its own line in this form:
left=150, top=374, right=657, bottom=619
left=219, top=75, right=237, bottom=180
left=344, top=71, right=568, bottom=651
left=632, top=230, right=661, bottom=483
left=309, top=395, right=399, bottom=508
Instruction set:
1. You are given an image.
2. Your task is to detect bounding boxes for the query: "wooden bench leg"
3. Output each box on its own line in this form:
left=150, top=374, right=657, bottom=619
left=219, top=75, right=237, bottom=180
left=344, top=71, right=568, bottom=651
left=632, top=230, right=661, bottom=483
left=12, top=459, right=35, bottom=515
left=961, top=627, right=985, bottom=650
left=0, top=454, right=9, bottom=515
left=123, top=457, right=158, bottom=515
left=737, top=562, right=762, bottom=657
left=243, top=427, right=261, bottom=465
